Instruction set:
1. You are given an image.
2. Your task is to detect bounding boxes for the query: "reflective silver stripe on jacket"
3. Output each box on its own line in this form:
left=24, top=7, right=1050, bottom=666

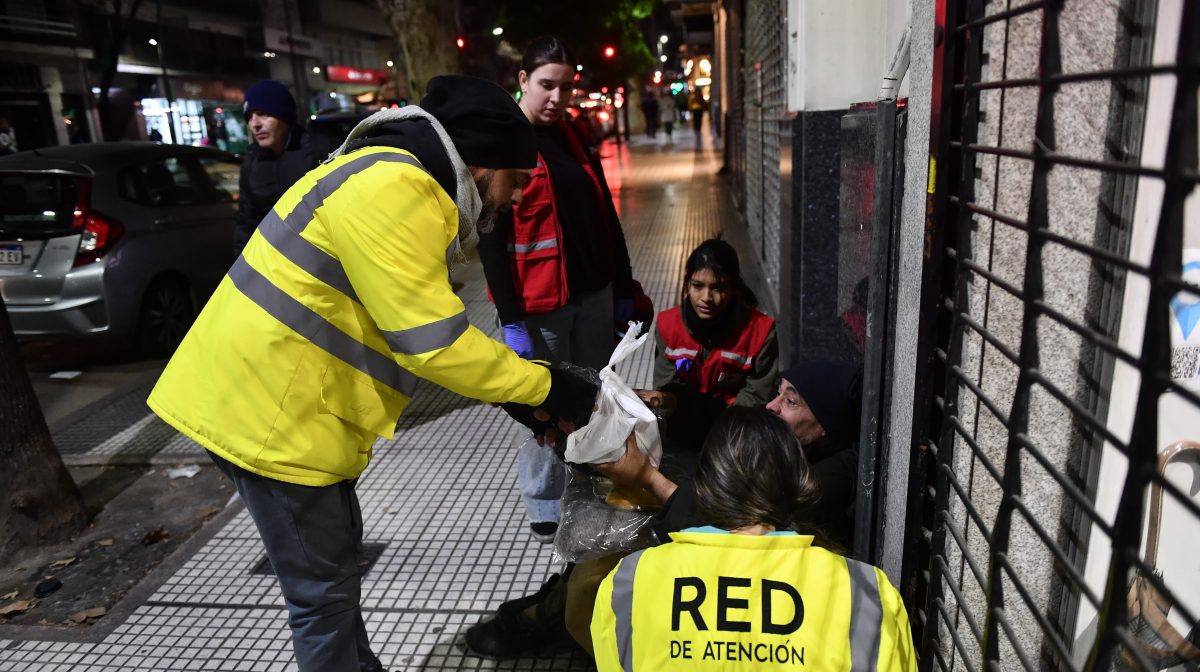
left=257, top=151, right=429, bottom=303
left=847, top=559, right=883, bottom=672
left=507, top=237, right=558, bottom=253
left=664, top=347, right=699, bottom=358
left=227, top=256, right=418, bottom=396
left=610, top=548, right=647, bottom=672
left=382, top=312, right=469, bottom=355
left=719, top=350, right=753, bottom=367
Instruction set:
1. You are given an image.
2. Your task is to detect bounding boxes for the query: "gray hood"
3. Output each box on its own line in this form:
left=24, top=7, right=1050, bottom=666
left=329, top=106, right=483, bottom=259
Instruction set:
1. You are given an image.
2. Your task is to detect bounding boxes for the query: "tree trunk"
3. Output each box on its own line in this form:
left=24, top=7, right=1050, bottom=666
left=374, top=0, right=460, bottom=102
left=0, top=298, right=87, bottom=559
left=94, top=0, right=143, bottom=141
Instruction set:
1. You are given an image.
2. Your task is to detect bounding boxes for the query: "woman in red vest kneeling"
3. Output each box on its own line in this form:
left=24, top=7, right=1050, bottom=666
left=654, top=238, right=778, bottom=411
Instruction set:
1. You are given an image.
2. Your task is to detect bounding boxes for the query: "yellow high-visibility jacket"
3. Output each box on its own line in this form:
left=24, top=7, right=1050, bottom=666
left=592, top=529, right=917, bottom=672
left=147, top=146, right=550, bottom=486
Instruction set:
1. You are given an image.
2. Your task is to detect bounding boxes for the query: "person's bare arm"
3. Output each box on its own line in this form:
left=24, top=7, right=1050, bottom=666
left=591, top=434, right=678, bottom=504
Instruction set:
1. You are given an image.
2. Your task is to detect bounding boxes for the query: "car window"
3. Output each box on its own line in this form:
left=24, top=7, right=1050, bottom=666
left=123, top=157, right=205, bottom=207
left=199, top=157, right=240, bottom=203
left=0, top=172, right=80, bottom=236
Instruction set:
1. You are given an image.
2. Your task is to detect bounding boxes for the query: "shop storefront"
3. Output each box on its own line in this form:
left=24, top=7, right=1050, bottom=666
left=312, top=64, right=389, bottom=115
left=141, top=78, right=250, bottom=153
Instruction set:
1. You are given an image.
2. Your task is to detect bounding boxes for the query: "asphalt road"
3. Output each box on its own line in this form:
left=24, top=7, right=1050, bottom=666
left=19, top=335, right=165, bottom=432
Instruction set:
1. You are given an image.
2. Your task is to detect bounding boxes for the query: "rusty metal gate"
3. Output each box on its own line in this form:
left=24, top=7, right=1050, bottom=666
left=908, top=0, right=1200, bottom=669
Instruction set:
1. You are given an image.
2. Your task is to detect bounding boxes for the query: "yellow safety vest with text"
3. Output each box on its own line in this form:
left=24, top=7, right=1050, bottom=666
left=592, top=531, right=917, bottom=671
left=147, top=146, right=550, bottom=486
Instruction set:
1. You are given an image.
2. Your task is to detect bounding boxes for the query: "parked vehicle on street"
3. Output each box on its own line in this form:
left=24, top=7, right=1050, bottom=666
left=0, top=142, right=241, bottom=356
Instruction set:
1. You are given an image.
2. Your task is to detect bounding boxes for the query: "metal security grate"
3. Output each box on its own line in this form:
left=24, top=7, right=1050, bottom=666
left=910, top=0, right=1199, bottom=670
left=742, top=0, right=787, bottom=301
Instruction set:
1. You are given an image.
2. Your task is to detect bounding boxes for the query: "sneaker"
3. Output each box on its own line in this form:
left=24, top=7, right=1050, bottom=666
left=465, top=573, right=569, bottom=659
left=530, top=521, right=558, bottom=543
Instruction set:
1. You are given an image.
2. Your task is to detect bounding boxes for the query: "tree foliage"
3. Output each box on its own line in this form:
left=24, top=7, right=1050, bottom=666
left=492, top=0, right=655, bottom=85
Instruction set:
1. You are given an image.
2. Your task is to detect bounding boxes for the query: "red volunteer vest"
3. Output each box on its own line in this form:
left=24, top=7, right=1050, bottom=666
left=503, top=121, right=612, bottom=315
left=656, top=305, right=775, bottom=405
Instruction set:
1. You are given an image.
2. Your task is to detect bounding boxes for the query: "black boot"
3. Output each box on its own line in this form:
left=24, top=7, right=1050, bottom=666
left=464, top=567, right=572, bottom=659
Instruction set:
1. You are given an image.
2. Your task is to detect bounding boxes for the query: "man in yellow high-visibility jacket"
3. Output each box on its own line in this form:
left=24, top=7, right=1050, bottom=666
left=592, top=408, right=918, bottom=672
left=147, top=76, right=594, bottom=672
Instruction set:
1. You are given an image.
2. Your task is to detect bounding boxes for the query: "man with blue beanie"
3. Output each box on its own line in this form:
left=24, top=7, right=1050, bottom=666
left=235, top=79, right=328, bottom=255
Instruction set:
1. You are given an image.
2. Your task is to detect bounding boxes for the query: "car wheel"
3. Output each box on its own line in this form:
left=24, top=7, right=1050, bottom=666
left=138, top=278, right=195, bottom=358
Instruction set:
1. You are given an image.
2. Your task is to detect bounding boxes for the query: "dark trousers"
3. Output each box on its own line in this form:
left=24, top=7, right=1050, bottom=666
left=210, top=452, right=383, bottom=672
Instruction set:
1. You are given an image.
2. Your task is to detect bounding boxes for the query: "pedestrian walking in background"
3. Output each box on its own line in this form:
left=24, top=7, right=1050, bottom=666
left=147, top=75, right=598, bottom=672
left=688, top=87, right=706, bottom=140
left=234, top=79, right=330, bottom=256
left=641, top=89, right=659, bottom=139
left=477, top=35, right=636, bottom=544
left=659, top=91, right=678, bottom=140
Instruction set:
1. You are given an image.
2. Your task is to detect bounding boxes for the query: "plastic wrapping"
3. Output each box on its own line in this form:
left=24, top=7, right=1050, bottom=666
left=553, top=466, right=659, bottom=563
left=553, top=323, right=666, bottom=562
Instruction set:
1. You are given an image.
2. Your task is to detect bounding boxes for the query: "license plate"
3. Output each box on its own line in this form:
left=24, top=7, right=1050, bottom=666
left=0, top=245, right=23, bottom=266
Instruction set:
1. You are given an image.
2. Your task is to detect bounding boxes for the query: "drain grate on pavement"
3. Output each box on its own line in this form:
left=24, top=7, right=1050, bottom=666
left=250, top=543, right=388, bottom=578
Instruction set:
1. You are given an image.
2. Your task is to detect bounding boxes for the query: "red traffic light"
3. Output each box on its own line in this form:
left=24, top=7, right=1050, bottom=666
left=603, top=46, right=615, bottom=58
left=456, top=37, right=465, bottom=49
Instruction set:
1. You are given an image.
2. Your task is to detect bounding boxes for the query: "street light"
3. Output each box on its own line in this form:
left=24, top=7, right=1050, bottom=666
left=660, top=54, right=668, bottom=62
left=576, top=64, right=583, bottom=71
left=659, top=34, right=669, bottom=44
left=148, top=37, right=158, bottom=46
left=492, top=27, right=503, bottom=36
left=311, top=66, right=321, bottom=74
left=386, top=60, right=394, bottom=68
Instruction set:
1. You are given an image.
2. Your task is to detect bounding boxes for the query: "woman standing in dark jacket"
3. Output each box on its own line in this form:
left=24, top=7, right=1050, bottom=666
left=478, top=36, right=636, bottom=541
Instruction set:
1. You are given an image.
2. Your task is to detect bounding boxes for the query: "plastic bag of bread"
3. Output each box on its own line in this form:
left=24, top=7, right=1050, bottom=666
left=554, top=466, right=658, bottom=563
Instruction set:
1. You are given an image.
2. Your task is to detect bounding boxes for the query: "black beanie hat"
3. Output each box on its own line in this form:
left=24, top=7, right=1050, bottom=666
left=781, top=363, right=863, bottom=445
left=243, top=80, right=297, bottom=126
left=420, top=75, right=537, bottom=169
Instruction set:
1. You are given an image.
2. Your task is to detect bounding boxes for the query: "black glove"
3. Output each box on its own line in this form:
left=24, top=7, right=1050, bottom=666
left=499, top=402, right=552, bottom=435
left=540, top=362, right=600, bottom=429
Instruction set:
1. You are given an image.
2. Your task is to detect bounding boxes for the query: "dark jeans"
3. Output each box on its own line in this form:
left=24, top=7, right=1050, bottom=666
left=209, top=452, right=383, bottom=672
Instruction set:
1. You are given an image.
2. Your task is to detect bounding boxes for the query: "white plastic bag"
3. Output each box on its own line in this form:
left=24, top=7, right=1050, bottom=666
left=564, top=322, right=662, bottom=467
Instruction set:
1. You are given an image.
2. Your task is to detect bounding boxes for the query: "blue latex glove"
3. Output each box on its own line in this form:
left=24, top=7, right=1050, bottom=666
left=503, top=322, right=536, bottom=359
left=615, top=298, right=635, bottom=327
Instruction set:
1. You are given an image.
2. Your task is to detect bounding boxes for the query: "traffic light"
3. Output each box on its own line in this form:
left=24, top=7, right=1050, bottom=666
left=456, top=37, right=465, bottom=49
left=603, top=45, right=615, bottom=58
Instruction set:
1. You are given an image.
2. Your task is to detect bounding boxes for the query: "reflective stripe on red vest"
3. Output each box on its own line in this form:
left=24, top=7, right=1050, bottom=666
left=656, top=305, right=775, bottom=405
left=504, top=121, right=612, bottom=316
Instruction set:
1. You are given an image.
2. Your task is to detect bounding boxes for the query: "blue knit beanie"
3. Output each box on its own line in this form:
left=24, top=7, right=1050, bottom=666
left=243, top=80, right=297, bottom=126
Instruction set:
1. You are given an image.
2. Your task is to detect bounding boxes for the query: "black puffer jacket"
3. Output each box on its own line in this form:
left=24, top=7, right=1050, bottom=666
left=234, top=127, right=330, bottom=255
